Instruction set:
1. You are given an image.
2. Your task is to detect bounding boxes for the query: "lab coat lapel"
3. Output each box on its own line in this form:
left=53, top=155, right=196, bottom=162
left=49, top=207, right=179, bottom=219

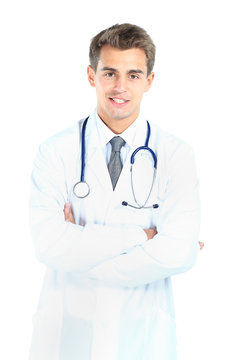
left=85, top=114, right=113, bottom=197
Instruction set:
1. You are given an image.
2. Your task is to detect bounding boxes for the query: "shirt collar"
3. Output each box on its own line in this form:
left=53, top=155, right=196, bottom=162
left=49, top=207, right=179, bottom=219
left=94, top=108, right=145, bottom=149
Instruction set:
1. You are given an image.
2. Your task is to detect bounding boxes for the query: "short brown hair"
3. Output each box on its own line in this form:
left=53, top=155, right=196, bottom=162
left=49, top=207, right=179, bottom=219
left=89, top=23, right=156, bottom=76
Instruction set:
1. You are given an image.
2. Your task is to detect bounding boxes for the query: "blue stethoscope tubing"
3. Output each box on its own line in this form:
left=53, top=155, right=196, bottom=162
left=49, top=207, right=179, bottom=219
left=130, top=120, right=157, bottom=167
left=80, top=117, right=89, bottom=182
left=73, top=117, right=90, bottom=199
left=73, top=117, right=159, bottom=209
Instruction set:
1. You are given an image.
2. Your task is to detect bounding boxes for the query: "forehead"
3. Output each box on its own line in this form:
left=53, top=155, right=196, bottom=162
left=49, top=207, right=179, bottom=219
left=97, top=45, right=147, bottom=72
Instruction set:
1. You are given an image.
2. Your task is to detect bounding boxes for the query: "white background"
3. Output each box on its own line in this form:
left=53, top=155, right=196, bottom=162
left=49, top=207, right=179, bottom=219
left=0, top=0, right=231, bottom=359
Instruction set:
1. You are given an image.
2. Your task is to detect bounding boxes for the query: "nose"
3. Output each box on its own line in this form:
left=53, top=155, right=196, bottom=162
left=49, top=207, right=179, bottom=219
left=114, top=76, right=127, bottom=93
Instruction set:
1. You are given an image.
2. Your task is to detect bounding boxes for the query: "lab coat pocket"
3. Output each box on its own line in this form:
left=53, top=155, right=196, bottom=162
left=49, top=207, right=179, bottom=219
left=29, top=290, right=63, bottom=360
left=145, top=308, right=177, bottom=360
left=30, top=311, right=62, bottom=360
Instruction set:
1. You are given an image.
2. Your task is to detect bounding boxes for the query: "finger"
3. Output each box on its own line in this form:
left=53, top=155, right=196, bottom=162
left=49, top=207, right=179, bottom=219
left=199, top=242, right=204, bottom=250
left=64, top=204, right=69, bottom=219
left=69, top=208, right=75, bottom=224
left=64, top=203, right=71, bottom=221
left=64, top=203, right=76, bottom=224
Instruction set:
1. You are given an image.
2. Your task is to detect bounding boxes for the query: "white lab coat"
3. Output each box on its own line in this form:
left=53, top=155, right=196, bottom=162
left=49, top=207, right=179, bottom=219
left=29, top=110, right=200, bottom=360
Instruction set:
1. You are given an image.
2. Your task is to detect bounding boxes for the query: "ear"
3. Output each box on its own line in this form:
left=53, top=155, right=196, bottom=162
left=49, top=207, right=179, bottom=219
left=87, top=65, right=96, bottom=87
left=144, top=72, right=155, bottom=92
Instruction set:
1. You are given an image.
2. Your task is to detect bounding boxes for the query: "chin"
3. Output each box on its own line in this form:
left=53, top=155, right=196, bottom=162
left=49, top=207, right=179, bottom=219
left=108, top=109, right=136, bottom=121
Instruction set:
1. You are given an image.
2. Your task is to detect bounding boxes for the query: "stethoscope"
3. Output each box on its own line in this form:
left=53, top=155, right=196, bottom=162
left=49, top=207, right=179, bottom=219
left=73, top=117, right=159, bottom=209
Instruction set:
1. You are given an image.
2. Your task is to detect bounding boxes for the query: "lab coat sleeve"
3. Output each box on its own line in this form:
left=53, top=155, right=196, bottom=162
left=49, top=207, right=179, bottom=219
left=29, top=140, right=147, bottom=272
left=86, top=143, right=201, bottom=287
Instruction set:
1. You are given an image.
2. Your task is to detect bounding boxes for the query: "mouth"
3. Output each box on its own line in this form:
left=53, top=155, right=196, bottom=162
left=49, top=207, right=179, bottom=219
left=109, top=97, right=130, bottom=106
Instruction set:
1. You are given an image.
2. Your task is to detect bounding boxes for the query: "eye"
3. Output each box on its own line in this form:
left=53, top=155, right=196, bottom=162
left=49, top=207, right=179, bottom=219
left=104, top=72, right=115, bottom=78
left=129, top=74, right=139, bottom=80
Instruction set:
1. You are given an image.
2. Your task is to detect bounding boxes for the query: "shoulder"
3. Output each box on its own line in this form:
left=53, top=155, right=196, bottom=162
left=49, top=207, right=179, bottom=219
left=41, top=118, right=84, bottom=148
left=149, top=121, right=194, bottom=162
left=38, top=118, right=85, bottom=157
left=147, top=122, right=198, bottom=188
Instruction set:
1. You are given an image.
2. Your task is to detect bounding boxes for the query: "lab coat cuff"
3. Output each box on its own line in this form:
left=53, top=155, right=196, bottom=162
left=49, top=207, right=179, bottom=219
left=126, top=226, right=147, bottom=248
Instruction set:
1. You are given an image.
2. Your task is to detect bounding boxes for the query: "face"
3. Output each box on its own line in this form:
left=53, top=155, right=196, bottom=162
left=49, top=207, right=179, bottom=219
left=87, top=45, right=154, bottom=133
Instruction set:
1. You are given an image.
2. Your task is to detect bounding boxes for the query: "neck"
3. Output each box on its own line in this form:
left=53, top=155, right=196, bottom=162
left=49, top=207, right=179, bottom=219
left=102, top=120, right=133, bottom=134
left=98, top=113, right=139, bottom=134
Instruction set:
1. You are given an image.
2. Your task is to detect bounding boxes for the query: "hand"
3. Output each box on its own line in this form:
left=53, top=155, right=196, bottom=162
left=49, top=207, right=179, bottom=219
left=64, top=203, right=76, bottom=224
left=143, top=228, right=158, bottom=240
left=144, top=226, right=204, bottom=251
left=199, top=242, right=204, bottom=250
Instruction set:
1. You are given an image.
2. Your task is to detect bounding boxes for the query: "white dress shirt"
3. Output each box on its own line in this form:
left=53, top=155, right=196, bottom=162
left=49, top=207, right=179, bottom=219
left=95, top=110, right=144, bottom=165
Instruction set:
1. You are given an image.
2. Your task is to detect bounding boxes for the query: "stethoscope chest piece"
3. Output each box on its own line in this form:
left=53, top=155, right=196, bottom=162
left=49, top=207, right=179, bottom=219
left=73, top=181, right=90, bottom=198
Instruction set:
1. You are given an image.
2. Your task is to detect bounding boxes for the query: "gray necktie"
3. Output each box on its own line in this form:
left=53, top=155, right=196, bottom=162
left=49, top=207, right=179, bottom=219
left=108, top=136, right=125, bottom=190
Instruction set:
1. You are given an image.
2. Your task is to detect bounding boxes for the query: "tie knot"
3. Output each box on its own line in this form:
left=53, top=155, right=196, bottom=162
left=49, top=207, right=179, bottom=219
left=109, top=136, right=125, bottom=152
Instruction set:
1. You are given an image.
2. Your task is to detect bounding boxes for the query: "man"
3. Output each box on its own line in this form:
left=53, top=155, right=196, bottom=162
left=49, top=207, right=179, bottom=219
left=29, top=23, right=203, bottom=360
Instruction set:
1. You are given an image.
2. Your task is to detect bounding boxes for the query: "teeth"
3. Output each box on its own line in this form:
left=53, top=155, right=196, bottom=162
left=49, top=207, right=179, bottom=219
left=112, top=98, right=127, bottom=103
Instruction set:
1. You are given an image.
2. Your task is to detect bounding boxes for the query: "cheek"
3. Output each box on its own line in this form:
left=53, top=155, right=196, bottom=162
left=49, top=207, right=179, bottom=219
left=133, top=88, right=145, bottom=102
left=95, top=81, right=111, bottom=96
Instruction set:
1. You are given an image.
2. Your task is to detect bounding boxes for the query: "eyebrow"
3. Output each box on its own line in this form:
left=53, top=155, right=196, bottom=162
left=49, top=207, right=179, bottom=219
left=100, top=67, right=145, bottom=75
left=100, top=67, right=117, bottom=72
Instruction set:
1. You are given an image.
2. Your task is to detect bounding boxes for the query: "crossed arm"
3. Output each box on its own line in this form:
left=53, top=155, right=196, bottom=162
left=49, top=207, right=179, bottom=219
left=31, top=140, right=203, bottom=286
left=64, top=203, right=204, bottom=250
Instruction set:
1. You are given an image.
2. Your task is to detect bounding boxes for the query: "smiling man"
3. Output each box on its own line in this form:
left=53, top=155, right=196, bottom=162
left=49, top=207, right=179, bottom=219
left=29, top=24, right=203, bottom=360
left=87, top=44, right=154, bottom=133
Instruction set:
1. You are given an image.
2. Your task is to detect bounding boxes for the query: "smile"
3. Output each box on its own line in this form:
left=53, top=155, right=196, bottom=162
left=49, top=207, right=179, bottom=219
left=111, top=98, right=127, bottom=103
left=109, top=97, right=130, bottom=106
